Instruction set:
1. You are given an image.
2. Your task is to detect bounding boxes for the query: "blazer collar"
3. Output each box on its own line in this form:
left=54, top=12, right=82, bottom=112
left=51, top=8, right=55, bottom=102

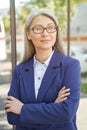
left=37, top=50, right=63, bottom=102
left=49, top=50, right=63, bottom=68
left=21, top=58, right=36, bottom=102
left=22, top=50, right=63, bottom=102
left=23, top=50, right=63, bottom=70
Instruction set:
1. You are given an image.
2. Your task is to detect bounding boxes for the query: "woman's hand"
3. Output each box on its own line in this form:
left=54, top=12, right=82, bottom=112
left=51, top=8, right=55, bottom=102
left=55, top=86, right=70, bottom=103
left=5, top=96, right=24, bottom=115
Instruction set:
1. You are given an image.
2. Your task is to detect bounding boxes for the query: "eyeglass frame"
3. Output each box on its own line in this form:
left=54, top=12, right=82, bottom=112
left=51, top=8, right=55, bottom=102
left=27, top=24, right=58, bottom=34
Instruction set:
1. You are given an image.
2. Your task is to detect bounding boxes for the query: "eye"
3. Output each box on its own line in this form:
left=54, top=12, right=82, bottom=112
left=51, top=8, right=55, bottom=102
left=47, top=25, right=57, bottom=33
left=47, top=25, right=56, bottom=30
left=34, top=25, right=42, bottom=31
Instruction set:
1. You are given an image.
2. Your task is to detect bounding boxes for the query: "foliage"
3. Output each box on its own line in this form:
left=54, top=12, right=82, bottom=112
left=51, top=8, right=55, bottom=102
left=3, top=0, right=87, bottom=34
left=18, top=0, right=77, bottom=33
left=81, top=82, right=87, bottom=93
left=75, top=0, right=87, bottom=2
left=2, top=15, right=10, bottom=35
left=18, top=6, right=31, bottom=24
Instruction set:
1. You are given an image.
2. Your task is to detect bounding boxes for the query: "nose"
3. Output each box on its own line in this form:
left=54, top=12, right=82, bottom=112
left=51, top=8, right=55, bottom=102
left=42, top=29, right=48, bottom=36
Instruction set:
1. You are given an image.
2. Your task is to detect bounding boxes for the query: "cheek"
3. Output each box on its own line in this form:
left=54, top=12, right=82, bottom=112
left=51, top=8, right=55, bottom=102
left=51, top=34, right=56, bottom=43
left=31, top=37, right=38, bottom=42
left=30, top=36, right=39, bottom=46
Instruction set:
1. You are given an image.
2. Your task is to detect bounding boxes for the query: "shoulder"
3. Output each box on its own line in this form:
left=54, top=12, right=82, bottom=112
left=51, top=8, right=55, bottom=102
left=63, top=55, right=80, bottom=73
left=53, top=50, right=80, bottom=68
left=53, top=51, right=81, bottom=79
left=63, top=53, right=80, bottom=66
left=13, top=58, right=33, bottom=74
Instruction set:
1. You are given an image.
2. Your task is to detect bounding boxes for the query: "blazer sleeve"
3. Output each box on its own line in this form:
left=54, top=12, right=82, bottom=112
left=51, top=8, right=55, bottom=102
left=7, top=65, right=51, bottom=128
left=7, top=66, right=21, bottom=125
left=20, top=59, right=81, bottom=125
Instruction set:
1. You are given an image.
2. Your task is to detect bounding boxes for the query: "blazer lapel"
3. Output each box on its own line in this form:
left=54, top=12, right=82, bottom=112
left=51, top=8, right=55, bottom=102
left=37, top=51, right=63, bottom=102
left=21, top=59, right=36, bottom=102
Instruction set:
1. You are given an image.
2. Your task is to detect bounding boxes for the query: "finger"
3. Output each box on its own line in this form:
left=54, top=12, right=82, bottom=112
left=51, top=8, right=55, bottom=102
left=7, top=96, right=15, bottom=101
left=64, top=88, right=70, bottom=92
left=55, top=97, right=67, bottom=103
left=60, top=92, right=70, bottom=98
left=59, top=97, right=68, bottom=102
left=5, top=100, right=12, bottom=104
left=58, top=87, right=66, bottom=96
left=60, top=88, right=70, bottom=95
left=59, top=86, right=66, bottom=92
left=5, top=103, right=12, bottom=109
left=5, top=107, right=11, bottom=113
left=64, top=92, right=70, bottom=96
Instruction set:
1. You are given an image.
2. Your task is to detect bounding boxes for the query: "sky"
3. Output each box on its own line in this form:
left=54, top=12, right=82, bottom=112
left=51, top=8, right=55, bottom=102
left=0, top=0, right=19, bottom=9
left=0, top=0, right=29, bottom=9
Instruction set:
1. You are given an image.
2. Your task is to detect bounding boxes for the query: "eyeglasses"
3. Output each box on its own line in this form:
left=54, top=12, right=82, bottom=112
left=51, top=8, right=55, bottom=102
left=29, top=25, right=57, bottom=34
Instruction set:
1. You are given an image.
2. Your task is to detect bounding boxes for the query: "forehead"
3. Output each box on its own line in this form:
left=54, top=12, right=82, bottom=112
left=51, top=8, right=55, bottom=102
left=30, top=15, right=55, bottom=26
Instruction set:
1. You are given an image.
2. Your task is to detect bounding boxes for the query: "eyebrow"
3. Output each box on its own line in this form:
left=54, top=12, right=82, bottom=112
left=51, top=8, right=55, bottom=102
left=47, top=23, right=55, bottom=25
left=30, top=23, right=55, bottom=28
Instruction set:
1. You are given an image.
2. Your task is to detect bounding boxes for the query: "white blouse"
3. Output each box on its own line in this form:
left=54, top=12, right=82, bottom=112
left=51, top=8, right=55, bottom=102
left=33, top=51, right=54, bottom=98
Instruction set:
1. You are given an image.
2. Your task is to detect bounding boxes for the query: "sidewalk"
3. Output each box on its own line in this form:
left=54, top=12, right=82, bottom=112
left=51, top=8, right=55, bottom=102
left=0, top=83, right=87, bottom=130
left=0, top=84, right=12, bottom=130
left=0, top=61, right=11, bottom=84
left=77, top=93, right=87, bottom=130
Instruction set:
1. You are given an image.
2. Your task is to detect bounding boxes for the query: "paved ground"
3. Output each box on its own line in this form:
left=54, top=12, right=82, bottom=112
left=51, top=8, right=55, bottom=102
left=0, top=84, right=12, bottom=130
left=0, top=83, right=87, bottom=130
left=77, top=93, right=87, bottom=130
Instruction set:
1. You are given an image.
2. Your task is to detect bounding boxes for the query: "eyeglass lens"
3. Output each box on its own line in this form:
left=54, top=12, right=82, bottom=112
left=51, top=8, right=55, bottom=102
left=30, top=25, right=57, bottom=34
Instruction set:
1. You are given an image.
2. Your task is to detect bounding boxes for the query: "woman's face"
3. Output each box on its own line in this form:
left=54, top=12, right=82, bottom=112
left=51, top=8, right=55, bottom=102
left=27, top=15, right=57, bottom=52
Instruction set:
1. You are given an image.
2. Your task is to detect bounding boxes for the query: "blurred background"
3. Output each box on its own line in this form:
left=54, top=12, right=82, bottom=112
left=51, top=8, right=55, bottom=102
left=0, top=0, right=87, bottom=130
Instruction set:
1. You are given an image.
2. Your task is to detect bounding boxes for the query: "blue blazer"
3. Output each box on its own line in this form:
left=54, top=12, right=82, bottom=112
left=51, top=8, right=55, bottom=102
left=7, top=50, right=81, bottom=130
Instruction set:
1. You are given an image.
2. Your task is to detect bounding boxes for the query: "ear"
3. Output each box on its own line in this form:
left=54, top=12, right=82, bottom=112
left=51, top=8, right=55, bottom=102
left=26, top=30, right=31, bottom=40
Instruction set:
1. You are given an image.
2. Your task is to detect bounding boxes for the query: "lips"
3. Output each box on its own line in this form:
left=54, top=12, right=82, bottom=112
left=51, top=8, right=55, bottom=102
left=40, top=39, right=50, bottom=42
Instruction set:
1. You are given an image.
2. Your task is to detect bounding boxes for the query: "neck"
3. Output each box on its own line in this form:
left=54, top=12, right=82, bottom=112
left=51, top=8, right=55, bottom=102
left=35, top=49, right=53, bottom=62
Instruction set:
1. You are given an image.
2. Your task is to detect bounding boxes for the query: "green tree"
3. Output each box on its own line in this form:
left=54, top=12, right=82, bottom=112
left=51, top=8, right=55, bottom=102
left=3, top=0, right=87, bottom=35
left=2, top=15, right=10, bottom=35
left=18, top=0, right=77, bottom=33
left=75, top=0, right=87, bottom=2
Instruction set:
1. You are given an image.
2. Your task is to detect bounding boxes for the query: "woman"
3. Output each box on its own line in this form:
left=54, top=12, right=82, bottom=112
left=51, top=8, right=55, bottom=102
left=5, top=8, right=81, bottom=130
